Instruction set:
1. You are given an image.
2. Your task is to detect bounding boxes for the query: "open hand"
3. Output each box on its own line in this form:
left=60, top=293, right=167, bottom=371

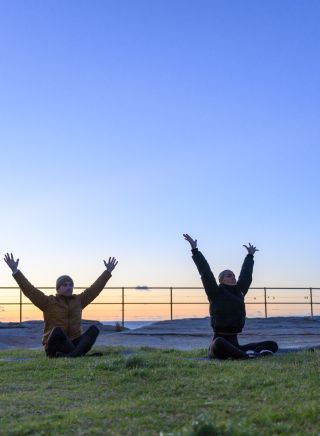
left=103, top=257, right=118, bottom=273
left=4, top=253, right=19, bottom=273
left=183, top=234, right=197, bottom=249
left=243, top=243, right=259, bottom=255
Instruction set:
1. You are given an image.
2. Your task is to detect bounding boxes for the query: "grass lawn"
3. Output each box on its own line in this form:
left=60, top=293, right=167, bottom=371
left=0, top=346, right=319, bottom=435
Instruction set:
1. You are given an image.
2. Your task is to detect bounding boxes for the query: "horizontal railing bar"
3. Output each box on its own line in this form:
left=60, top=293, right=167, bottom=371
left=246, top=302, right=320, bottom=305
left=1, top=302, right=320, bottom=305
left=1, top=286, right=319, bottom=323
left=1, top=287, right=320, bottom=290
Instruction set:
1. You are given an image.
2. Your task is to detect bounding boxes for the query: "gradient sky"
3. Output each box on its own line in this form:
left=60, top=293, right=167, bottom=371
left=1, top=0, right=320, bottom=291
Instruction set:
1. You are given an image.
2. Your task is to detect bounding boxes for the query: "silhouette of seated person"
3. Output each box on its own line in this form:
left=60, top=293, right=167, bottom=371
left=183, top=235, right=278, bottom=359
left=4, top=253, right=118, bottom=358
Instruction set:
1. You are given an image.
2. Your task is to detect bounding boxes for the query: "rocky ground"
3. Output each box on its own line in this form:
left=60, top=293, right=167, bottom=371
left=1, top=316, right=320, bottom=352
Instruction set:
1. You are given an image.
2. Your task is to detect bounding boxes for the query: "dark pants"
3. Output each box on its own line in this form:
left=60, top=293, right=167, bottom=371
left=46, top=325, right=99, bottom=358
left=208, top=333, right=278, bottom=360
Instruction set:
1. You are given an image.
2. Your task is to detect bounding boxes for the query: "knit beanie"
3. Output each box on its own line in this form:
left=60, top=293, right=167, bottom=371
left=56, top=275, right=74, bottom=290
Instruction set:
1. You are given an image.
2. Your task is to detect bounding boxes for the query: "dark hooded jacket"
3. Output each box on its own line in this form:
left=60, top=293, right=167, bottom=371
left=191, top=248, right=254, bottom=333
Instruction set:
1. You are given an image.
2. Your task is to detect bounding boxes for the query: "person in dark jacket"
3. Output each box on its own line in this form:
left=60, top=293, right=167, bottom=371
left=183, top=234, right=278, bottom=359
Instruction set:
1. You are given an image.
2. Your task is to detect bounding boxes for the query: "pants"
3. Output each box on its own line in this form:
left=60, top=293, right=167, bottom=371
left=208, top=333, right=278, bottom=360
left=46, top=325, right=99, bottom=358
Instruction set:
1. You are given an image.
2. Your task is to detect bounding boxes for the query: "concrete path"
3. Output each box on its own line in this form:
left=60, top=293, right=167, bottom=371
left=1, top=317, right=319, bottom=352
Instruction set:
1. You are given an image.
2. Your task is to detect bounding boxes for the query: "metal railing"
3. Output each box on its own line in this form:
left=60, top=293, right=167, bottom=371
left=0, top=286, right=319, bottom=325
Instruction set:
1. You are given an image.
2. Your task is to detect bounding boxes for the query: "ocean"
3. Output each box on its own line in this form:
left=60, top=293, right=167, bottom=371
left=102, top=321, right=156, bottom=330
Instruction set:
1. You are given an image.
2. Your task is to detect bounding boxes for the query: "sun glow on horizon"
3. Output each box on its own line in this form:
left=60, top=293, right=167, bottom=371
left=1, top=286, right=319, bottom=322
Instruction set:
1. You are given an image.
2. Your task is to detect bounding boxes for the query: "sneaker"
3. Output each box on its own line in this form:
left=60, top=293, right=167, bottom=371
left=259, top=349, right=274, bottom=357
left=245, top=350, right=258, bottom=359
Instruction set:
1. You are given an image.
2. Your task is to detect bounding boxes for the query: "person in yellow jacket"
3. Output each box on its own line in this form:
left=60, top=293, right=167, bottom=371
left=4, top=253, right=118, bottom=358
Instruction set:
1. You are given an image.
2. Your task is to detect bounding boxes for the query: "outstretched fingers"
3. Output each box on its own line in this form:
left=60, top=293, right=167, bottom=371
left=243, top=243, right=259, bottom=254
left=103, top=257, right=118, bottom=272
left=4, top=253, right=19, bottom=272
left=110, top=257, right=118, bottom=267
left=183, top=234, right=197, bottom=249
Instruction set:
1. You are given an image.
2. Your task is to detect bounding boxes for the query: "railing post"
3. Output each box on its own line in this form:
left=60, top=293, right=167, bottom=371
left=264, top=287, right=267, bottom=318
left=170, top=287, right=173, bottom=320
left=310, top=288, right=313, bottom=318
left=20, top=289, right=22, bottom=323
left=122, top=287, right=125, bottom=328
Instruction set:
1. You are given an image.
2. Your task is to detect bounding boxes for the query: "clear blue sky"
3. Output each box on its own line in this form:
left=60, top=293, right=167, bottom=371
left=1, top=0, right=320, bottom=288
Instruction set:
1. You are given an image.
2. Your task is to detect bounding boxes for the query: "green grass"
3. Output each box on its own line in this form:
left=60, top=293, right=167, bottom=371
left=0, top=347, right=319, bottom=435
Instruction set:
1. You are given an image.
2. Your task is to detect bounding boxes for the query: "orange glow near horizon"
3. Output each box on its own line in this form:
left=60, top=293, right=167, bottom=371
left=1, top=287, right=319, bottom=323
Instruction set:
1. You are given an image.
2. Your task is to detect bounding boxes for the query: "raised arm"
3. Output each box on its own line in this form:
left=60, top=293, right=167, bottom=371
left=4, top=253, right=48, bottom=311
left=237, top=243, right=258, bottom=294
left=79, top=257, right=118, bottom=308
left=183, top=234, right=219, bottom=298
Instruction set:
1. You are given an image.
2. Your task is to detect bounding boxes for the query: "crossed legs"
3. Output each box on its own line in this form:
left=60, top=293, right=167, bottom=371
left=208, top=334, right=278, bottom=360
left=46, top=325, right=99, bottom=358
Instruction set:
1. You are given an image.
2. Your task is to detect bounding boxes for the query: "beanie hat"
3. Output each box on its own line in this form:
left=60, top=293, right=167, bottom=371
left=56, top=275, right=74, bottom=290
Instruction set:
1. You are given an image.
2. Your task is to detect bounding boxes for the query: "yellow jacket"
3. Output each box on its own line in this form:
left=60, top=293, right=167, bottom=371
left=13, top=269, right=112, bottom=349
